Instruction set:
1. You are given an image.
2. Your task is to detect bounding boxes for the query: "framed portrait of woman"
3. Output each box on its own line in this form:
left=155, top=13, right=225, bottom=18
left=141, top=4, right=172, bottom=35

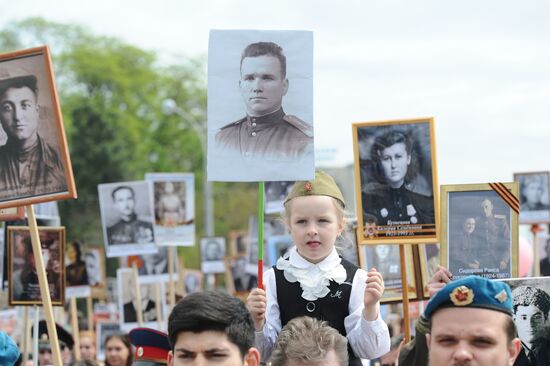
left=353, top=117, right=439, bottom=244
left=440, top=183, right=519, bottom=281
left=358, top=244, right=418, bottom=303
left=513, top=171, right=550, bottom=224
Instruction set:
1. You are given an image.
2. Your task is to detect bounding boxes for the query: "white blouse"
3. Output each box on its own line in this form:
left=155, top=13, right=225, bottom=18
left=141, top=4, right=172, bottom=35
left=254, top=247, right=391, bottom=361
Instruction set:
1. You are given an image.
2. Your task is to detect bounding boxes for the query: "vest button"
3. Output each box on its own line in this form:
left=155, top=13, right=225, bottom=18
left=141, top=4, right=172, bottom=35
left=306, top=302, right=316, bottom=313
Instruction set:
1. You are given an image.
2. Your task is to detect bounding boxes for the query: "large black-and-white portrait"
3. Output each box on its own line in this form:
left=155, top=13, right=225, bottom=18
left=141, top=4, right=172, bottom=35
left=514, top=171, right=550, bottom=224
left=501, top=277, right=550, bottom=364
left=0, top=46, right=76, bottom=208
left=117, top=268, right=164, bottom=331
left=98, top=181, right=156, bottom=257
left=207, top=30, right=314, bottom=182
left=353, top=118, right=438, bottom=244
left=200, top=237, right=226, bottom=274
left=145, top=172, right=195, bottom=246
left=442, top=184, right=519, bottom=280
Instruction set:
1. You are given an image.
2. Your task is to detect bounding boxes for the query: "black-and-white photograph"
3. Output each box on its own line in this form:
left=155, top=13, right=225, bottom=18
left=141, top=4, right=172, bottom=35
left=116, top=268, right=164, bottom=331
left=98, top=181, right=156, bottom=257
left=442, top=184, right=519, bottom=280
left=84, top=246, right=104, bottom=287
left=96, top=321, right=121, bottom=361
left=335, top=218, right=360, bottom=266
left=124, top=246, right=179, bottom=281
left=8, top=226, right=65, bottom=305
left=265, top=181, right=294, bottom=214
left=200, top=237, right=226, bottom=274
left=501, top=277, right=550, bottom=365
left=183, top=269, right=203, bottom=294
left=514, top=171, right=550, bottom=224
left=0, top=46, right=76, bottom=208
left=353, top=118, right=438, bottom=244
left=419, top=243, right=440, bottom=298
left=359, top=244, right=418, bottom=303
left=65, top=240, right=91, bottom=298
left=229, top=230, right=247, bottom=256
left=207, top=30, right=314, bottom=182
left=145, top=173, right=195, bottom=246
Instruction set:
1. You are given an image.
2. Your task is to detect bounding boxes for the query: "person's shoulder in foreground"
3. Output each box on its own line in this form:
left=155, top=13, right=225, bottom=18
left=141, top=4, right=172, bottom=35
left=424, top=275, right=521, bottom=366
left=271, top=316, right=348, bottom=366
left=167, top=290, right=260, bottom=366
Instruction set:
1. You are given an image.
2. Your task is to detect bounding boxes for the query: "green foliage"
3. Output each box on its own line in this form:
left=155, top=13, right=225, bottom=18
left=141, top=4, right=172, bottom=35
left=0, top=18, right=259, bottom=271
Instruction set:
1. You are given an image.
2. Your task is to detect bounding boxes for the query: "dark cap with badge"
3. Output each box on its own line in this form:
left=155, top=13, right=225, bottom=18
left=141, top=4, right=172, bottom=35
left=0, top=66, right=38, bottom=97
left=424, top=276, right=513, bottom=320
left=284, top=170, right=346, bottom=207
left=129, top=327, right=170, bottom=366
left=35, top=320, right=74, bottom=352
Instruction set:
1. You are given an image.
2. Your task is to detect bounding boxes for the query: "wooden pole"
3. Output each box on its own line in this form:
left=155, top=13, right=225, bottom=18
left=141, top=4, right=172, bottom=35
left=131, top=262, right=144, bottom=326
left=154, top=283, right=162, bottom=330
left=257, top=182, right=265, bottom=289
left=33, top=306, right=39, bottom=366
left=399, top=244, right=411, bottom=343
left=168, top=246, right=176, bottom=310
left=27, top=204, right=63, bottom=366
left=86, top=296, right=93, bottom=331
left=70, top=297, right=81, bottom=361
left=179, top=257, right=187, bottom=297
left=22, top=307, right=29, bottom=366
left=225, top=257, right=236, bottom=295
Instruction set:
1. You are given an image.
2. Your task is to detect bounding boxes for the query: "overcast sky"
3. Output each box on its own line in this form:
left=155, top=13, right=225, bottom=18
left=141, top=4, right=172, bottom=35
left=1, top=0, right=549, bottom=186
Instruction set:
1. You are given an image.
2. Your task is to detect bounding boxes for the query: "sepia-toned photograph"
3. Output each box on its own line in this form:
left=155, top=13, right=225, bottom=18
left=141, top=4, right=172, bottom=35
left=0, top=46, right=76, bottom=209
left=265, top=181, right=294, bottom=214
left=514, top=171, right=550, bottom=224
left=116, top=268, right=164, bottom=331
left=145, top=173, right=195, bottom=246
left=8, top=226, right=65, bottom=305
left=98, top=181, right=156, bottom=257
left=200, top=237, right=226, bottom=274
left=358, top=244, right=418, bottom=303
left=207, top=30, right=315, bottom=182
left=65, top=240, right=91, bottom=298
left=353, top=118, right=439, bottom=244
left=441, top=183, right=519, bottom=280
left=501, top=277, right=550, bottom=364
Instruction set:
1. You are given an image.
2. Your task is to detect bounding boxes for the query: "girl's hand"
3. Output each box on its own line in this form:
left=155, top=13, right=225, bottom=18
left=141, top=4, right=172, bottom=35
left=246, top=288, right=267, bottom=331
left=363, top=268, right=384, bottom=321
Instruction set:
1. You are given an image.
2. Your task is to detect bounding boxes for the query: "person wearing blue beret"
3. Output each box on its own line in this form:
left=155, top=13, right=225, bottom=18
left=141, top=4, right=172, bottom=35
left=425, top=276, right=521, bottom=366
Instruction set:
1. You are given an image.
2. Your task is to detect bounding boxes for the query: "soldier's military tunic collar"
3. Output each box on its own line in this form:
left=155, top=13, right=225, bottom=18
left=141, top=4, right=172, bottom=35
left=245, top=108, right=286, bottom=132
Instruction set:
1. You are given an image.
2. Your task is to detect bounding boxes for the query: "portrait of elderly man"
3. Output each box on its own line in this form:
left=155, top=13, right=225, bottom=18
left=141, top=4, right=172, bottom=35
left=0, top=67, right=66, bottom=199
left=215, top=41, right=313, bottom=161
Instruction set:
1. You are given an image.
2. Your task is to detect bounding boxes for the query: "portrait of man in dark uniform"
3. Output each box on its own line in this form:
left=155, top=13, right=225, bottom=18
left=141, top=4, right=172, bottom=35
left=215, top=41, right=313, bottom=160
left=107, top=185, right=154, bottom=245
left=0, top=68, right=66, bottom=200
left=207, top=30, right=314, bottom=182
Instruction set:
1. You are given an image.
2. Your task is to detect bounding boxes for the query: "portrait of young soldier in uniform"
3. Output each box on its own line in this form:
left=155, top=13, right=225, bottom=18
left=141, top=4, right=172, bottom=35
left=353, top=119, right=438, bottom=243
left=208, top=30, right=314, bottom=182
left=98, top=181, right=157, bottom=258
left=0, top=47, right=75, bottom=207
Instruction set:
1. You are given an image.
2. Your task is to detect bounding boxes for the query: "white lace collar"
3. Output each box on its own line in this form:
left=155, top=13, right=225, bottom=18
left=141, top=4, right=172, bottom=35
left=276, top=247, right=346, bottom=301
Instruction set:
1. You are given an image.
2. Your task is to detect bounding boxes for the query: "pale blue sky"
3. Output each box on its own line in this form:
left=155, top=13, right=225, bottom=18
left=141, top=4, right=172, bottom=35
left=1, top=0, right=549, bottom=185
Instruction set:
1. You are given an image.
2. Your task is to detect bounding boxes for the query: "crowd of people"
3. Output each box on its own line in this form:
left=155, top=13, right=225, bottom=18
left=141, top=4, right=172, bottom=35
left=1, top=172, right=549, bottom=366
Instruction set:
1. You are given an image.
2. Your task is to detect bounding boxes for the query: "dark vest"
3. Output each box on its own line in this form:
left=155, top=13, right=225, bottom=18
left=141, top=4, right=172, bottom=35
left=274, top=258, right=362, bottom=366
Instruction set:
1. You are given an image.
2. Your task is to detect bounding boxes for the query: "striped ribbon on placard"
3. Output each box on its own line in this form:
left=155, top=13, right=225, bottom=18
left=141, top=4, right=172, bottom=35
left=489, top=182, right=519, bottom=213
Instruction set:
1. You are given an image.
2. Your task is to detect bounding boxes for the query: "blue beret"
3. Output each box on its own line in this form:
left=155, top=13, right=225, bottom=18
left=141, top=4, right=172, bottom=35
left=424, top=276, right=513, bottom=320
left=129, top=327, right=170, bottom=364
left=0, top=331, right=20, bottom=366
